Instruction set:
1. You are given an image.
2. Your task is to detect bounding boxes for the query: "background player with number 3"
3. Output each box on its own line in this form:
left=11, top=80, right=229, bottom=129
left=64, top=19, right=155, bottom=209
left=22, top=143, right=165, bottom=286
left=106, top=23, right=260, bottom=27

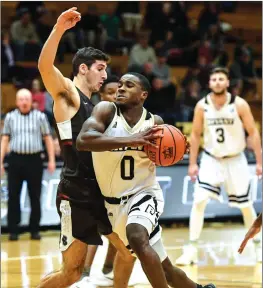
left=176, top=67, right=262, bottom=266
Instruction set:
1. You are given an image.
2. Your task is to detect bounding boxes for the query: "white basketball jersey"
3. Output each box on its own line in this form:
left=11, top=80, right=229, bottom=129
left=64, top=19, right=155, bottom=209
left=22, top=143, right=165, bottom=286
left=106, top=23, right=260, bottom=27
left=92, top=104, right=159, bottom=198
left=201, top=93, right=246, bottom=157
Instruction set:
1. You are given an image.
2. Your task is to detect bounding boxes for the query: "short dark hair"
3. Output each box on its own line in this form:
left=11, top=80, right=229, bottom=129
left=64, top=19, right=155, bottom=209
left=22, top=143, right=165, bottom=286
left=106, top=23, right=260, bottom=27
left=72, top=47, right=110, bottom=76
left=100, top=75, right=119, bottom=92
left=210, top=67, right=229, bottom=79
left=124, top=72, right=151, bottom=93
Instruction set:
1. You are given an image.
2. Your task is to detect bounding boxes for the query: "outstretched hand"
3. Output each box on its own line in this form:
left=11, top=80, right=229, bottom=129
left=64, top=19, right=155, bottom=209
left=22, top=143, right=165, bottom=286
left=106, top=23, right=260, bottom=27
left=56, top=7, right=81, bottom=31
left=238, top=224, right=261, bottom=254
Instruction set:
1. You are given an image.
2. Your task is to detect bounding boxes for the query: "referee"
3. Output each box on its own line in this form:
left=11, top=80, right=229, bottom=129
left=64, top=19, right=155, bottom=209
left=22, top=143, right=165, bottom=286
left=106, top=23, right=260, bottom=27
left=1, top=88, right=55, bottom=241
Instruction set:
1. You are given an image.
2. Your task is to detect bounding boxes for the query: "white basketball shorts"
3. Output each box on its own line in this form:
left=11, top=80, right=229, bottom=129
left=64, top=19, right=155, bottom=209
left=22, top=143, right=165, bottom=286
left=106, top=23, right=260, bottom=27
left=105, top=184, right=167, bottom=261
left=194, top=152, right=252, bottom=208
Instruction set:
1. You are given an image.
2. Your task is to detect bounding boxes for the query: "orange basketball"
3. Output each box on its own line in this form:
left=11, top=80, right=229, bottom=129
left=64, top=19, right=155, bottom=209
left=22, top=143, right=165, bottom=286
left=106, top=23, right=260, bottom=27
left=144, top=124, right=187, bottom=166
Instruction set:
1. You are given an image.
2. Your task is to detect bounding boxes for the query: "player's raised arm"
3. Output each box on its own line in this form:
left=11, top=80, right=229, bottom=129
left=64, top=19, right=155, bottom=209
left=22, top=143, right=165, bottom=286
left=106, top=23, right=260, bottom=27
left=189, top=101, right=204, bottom=181
left=76, top=102, right=162, bottom=152
left=237, top=97, right=262, bottom=176
left=38, top=7, right=81, bottom=99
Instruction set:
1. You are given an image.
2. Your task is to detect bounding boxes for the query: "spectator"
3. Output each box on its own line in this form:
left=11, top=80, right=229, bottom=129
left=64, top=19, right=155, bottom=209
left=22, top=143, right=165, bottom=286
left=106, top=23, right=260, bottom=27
left=152, top=50, right=173, bottom=90
left=128, top=32, right=157, bottom=71
left=198, top=3, right=220, bottom=35
left=182, top=64, right=201, bottom=88
left=173, top=1, right=189, bottom=28
left=234, top=39, right=254, bottom=63
left=31, top=79, right=45, bottom=112
left=143, top=2, right=160, bottom=31
left=230, top=49, right=258, bottom=98
left=197, top=55, right=214, bottom=91
left=1, top=30, right=16, bottom=83
left=213, top=40, right=229, bottom=67
left=179, top=19, right=200, bottom=65
left=143, top=51, right=177, bottom=123
left=198, top=40, right=213, bottom=64
left=80, top=5, right=106, bottom=49
left=10, top=8, right=41, bottom=61
left=100, top=7, right=133, bottom=54
left=164, top=19, right=200, bottom=66
left=16, top=1, right=45, bottom=23
left=115, top=1, right=142, bottom=33
left=180, top=79, right=201, bottom=121
left=35, top=9, right=52, bottom=44
left=149, top=2, right=177, bottom=45
left=205, top=23, right=223, bottom=48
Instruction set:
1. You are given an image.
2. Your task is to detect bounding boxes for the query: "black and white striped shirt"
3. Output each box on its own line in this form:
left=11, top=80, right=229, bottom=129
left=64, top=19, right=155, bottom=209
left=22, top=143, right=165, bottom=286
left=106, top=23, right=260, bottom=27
left=2, top=109, right=51, bottom=154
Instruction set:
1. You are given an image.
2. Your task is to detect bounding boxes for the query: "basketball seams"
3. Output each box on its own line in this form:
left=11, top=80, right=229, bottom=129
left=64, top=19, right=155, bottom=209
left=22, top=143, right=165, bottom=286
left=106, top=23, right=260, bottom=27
left=145, top=124, right=185, bottom=166
left=158, top=127, right=164, bottom=166
left=165, top=125, right=176, bottom=165
left=170, top=126, right=185, bottom=141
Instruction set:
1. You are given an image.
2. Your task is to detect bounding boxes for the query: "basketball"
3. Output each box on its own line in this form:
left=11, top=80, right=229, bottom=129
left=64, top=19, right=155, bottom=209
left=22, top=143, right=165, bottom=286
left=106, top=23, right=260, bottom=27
left=144, top=124, right=187, bottom=166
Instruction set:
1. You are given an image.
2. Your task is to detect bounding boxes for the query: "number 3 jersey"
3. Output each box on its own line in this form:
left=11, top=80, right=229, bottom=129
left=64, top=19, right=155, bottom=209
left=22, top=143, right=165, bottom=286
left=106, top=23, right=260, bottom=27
left=201, top=93, right=246, bottom=158
left=92, top=104, right=159, bottom=198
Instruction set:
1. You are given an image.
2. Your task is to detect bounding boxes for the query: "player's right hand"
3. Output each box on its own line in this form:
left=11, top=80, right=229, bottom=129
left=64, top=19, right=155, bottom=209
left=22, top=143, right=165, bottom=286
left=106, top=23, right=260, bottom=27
left=56, top=7, right=81, bottom=32
left=188, top=163, right=198, bottom=182
left=130, top=126, right=163, bottom=148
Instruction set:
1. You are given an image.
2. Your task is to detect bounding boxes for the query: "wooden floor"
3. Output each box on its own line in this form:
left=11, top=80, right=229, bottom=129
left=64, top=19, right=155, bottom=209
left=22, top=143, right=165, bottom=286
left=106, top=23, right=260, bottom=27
left=1, top=224, right=262, bottom=288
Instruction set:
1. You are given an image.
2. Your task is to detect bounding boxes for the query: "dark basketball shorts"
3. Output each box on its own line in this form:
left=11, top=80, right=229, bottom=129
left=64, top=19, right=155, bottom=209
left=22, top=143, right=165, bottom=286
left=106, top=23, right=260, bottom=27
left=56, top=178, right=112, bottom=251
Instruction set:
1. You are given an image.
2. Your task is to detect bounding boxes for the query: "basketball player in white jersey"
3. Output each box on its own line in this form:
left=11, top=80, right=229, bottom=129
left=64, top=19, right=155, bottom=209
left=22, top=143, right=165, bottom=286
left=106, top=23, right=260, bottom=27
left=176, top=67, right=262, bottom=266
left=77, top=72, right=216, bottom=288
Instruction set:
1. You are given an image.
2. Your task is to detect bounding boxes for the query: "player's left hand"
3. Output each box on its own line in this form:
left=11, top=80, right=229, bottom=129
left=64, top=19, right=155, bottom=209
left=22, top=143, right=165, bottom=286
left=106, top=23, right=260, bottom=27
left=48, top=160, right=56, bottom=174
left=238, top=224, right=261, bottom=254
left=256, top=163, right=262, bottom=178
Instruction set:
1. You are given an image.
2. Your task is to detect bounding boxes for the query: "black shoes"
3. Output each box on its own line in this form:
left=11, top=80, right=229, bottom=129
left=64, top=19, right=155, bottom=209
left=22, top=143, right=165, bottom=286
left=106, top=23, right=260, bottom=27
left=203, top=284, right=216, bottom=288
left=9, top=233, right=19, bottom=241
left=31, top=232, right=41, bottom=240
left=8, top=233, right=41, bottom=241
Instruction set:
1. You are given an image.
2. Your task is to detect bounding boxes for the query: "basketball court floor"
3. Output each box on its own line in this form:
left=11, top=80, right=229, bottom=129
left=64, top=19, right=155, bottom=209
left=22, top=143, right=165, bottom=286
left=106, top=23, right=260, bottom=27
left=1, top=223, right=262, bottom=288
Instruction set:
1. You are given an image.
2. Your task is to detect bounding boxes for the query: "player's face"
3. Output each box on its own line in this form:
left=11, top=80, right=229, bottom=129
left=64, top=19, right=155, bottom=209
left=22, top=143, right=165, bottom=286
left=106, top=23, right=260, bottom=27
left=81, top=60, right=107, bottom=92
left=100, top=82, right=118, bottom=102
left=209, top=72, right=229, bottom=95
left=116, top=74, right=147, bottom=106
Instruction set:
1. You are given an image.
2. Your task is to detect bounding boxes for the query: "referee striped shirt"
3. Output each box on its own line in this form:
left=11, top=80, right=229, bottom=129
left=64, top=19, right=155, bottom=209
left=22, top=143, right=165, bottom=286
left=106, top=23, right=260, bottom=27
left=2, top=109, right=51, bottom=154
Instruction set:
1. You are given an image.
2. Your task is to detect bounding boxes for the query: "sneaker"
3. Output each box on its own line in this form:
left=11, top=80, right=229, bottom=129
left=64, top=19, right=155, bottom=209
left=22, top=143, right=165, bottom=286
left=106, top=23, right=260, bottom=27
left=203, top=284, right=216, bottom=288
left=90, top=272, right=113, bottom=286
left=104, top=270, right=114, bottom=280
left=79, top=271, right=90, bottom=281
left=175, top=245, right=198, bottom=265
left=31, top=233, right=41, bottom=240
left=9, top=233, right=19, bottom=241
left=70, top=277, right=95, bottom=288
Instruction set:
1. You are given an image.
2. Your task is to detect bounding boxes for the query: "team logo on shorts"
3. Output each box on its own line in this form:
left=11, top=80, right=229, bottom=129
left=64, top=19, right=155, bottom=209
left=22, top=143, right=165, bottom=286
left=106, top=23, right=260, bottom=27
left=145, top=204, right=155, bottom=215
